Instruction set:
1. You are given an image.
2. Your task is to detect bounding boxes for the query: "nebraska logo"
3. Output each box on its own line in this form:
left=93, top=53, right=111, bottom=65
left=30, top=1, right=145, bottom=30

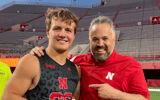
left=50, top=77, right=71, bottom=100
left=58, top=77, right=68, bottom=89
left=45, top=62, right=55, bottom=69
left=106, top=72, right=115, bottom=80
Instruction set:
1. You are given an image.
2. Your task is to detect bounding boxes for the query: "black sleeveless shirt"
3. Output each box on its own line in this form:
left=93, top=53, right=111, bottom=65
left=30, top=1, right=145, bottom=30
left=24, top=50, right=79, bottom=100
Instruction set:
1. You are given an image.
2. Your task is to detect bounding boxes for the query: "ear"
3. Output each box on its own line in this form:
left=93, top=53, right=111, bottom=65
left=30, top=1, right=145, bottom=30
left=46, top=31, right=50, bottom=39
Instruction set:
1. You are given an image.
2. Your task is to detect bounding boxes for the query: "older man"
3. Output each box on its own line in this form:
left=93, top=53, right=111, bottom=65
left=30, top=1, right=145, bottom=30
left=30, top=16, right=149, bottom=100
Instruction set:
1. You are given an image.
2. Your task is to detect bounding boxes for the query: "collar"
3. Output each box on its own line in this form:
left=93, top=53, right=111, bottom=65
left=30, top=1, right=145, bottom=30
left=87, top=50, right=117, bottom=65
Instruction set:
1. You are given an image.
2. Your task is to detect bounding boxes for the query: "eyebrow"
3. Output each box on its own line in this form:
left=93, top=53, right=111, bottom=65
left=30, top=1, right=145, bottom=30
left=52, top=26, right=61, bottom=29
left=65, top=28, right=73, bottom=31
left=52, top=26, right=73, bottom=31
left=102, top=36, right=108, bottom=38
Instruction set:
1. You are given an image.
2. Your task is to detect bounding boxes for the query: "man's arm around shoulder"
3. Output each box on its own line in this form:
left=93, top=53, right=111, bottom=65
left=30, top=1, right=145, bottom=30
left=2, top=54, right=40, bottom=100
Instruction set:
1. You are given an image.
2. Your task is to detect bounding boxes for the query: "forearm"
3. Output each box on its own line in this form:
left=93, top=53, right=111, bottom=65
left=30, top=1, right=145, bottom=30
left=2, top=92, right=27, bottom=100
left=73, top=81, right=80, bottom=100
left=115, top=90, right=147, bottom=100
left=73, top=94, right=80, bottom=100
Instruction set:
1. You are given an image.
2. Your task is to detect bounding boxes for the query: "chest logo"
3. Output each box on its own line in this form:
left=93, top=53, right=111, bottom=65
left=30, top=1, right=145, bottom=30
left=0, top=70, right=5, bottom=75
left=45, top=62, right=55, bottom=69
left=50, top=77, right=71, bottom=100
left=58, top=77, right=68, bottom=89
left=106, top=72, right=115, bottom=80
left=0, top=73, right=5, bottom=75
left=68, top=67, right=72, bottom=71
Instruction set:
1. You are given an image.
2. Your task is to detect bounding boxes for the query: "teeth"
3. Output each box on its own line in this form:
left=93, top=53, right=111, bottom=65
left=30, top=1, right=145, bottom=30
left=98, top=49, right=104, bottom=51
left=59, top=41, right=65, bottom=42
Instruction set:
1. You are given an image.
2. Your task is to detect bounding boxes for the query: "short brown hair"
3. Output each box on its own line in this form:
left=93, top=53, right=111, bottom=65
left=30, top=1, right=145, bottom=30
left=45, top=8, right=78, bottom=34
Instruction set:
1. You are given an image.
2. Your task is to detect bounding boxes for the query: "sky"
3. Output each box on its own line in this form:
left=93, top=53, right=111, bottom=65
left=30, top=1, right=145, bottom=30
left=0, top=0, right=101, bottom=7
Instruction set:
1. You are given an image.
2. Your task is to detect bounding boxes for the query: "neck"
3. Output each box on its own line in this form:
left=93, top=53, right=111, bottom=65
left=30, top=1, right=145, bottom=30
left=45, top=47, right=69, bottom=66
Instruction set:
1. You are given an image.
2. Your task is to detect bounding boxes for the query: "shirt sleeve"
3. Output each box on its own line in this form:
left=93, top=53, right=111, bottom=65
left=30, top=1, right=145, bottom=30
left=122, top=62, right=150, bottom=99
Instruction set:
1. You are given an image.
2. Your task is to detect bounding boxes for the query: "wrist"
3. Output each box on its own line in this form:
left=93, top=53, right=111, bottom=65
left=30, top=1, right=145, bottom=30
left=112, top=89, right=124, bottom=100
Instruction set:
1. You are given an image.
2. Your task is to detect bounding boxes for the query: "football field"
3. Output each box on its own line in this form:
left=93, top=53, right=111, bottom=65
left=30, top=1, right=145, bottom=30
left=148, top=87, right=160, bottom=100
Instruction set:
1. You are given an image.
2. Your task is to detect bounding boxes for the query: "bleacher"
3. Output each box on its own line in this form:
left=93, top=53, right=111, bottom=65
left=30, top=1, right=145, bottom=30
left=0, top=0, right=159, bottom=58
left=0, top=4, right=56, bottom=14
left=76, top=4, right=121, bottom=31
left=13, top=5, right=90, bottom=32
left=88, top=5, right=119, bottom=15
left=116, top=24, right=160, bottom=40
left=0, top=13, right=43, bottom=30
left=0, top=31, right=45, bottom=44
left=26, top=16, right=46, bottom=31
left=70, top=31, right=89, bottom=50
left=114, top=0, right=159, bottom=27
left=63, top=7, right=90, bottom=18
left=0, top=0, right=159, bottom=57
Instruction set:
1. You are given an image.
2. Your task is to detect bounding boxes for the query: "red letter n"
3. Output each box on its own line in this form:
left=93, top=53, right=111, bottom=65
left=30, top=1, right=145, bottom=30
left=58, top=77, right=68, bottom=89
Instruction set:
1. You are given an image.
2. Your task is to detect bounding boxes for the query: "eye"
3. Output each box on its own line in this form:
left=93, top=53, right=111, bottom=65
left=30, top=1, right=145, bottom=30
left=103, top=37, right=108, bottom=41
left=66, top=29, right=71, bottom=33
left=92, top=38, right=98, bottom=41
left=53, top=27, right=61, bottom=31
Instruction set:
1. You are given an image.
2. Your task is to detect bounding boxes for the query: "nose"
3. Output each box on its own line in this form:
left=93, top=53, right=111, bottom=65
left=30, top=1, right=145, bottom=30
left=59, top=29, right=66, bottom=37
left=97, top=39, right=104, bottom=46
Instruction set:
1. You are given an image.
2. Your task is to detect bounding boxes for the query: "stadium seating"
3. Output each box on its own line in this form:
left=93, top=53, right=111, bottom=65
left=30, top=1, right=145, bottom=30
left=0, top=13, right=43, bottom=30
left=0, top=0, right=159, bottom=62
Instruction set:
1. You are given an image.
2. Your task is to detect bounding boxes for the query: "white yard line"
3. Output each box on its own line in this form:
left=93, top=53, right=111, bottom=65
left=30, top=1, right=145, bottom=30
left=148, top=88, right=160, bottom=92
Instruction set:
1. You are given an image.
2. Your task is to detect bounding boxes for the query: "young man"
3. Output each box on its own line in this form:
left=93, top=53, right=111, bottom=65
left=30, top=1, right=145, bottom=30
left=0, top=61, right=12, bottom=100
left=30, top=16, right=150, bottom=100
left=2, top=8, right=80, bottom=100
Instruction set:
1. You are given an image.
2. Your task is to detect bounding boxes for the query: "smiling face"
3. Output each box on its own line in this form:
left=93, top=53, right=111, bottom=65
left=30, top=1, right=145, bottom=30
left=89, top=23, right=116, bottom=62
left=47, top=18, right=75, bottom=53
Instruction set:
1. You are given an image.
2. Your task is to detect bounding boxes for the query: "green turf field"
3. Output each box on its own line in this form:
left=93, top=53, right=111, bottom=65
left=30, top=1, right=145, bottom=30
left=148, top=87, right=160, bottom=100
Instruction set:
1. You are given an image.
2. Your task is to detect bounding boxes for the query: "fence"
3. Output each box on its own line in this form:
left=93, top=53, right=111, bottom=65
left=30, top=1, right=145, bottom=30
left=119, top=51, right=160, bottom=62
left=115, top=20, right=151, bottom=28
left=67, top=51, right=160, bottom=63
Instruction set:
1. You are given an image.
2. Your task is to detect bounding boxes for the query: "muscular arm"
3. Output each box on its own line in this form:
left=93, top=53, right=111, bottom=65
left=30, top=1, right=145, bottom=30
left=2, top=54, right=39, bottom=100
left=73, top=65, right=81, bottom=100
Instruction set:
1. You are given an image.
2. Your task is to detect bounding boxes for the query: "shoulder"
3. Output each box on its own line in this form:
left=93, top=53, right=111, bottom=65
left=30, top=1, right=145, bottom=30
left=114, top=53, right=142, bottom=74
left=66, top=59, right=80, bottom=71
left=120, top=55, right=143, bottom=78
left=66, top=59, right=81, bottom=79
left=116, top=53, right=140, bottom=67
left=0, top=61, right=10, bottom=71
left=18, top=54, right=39, bottom=67
left=15, top=54, right=40, bottom=78
left=0, top=61, right=9, bottom=67
left=123, top=55, right=141, bottom=68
